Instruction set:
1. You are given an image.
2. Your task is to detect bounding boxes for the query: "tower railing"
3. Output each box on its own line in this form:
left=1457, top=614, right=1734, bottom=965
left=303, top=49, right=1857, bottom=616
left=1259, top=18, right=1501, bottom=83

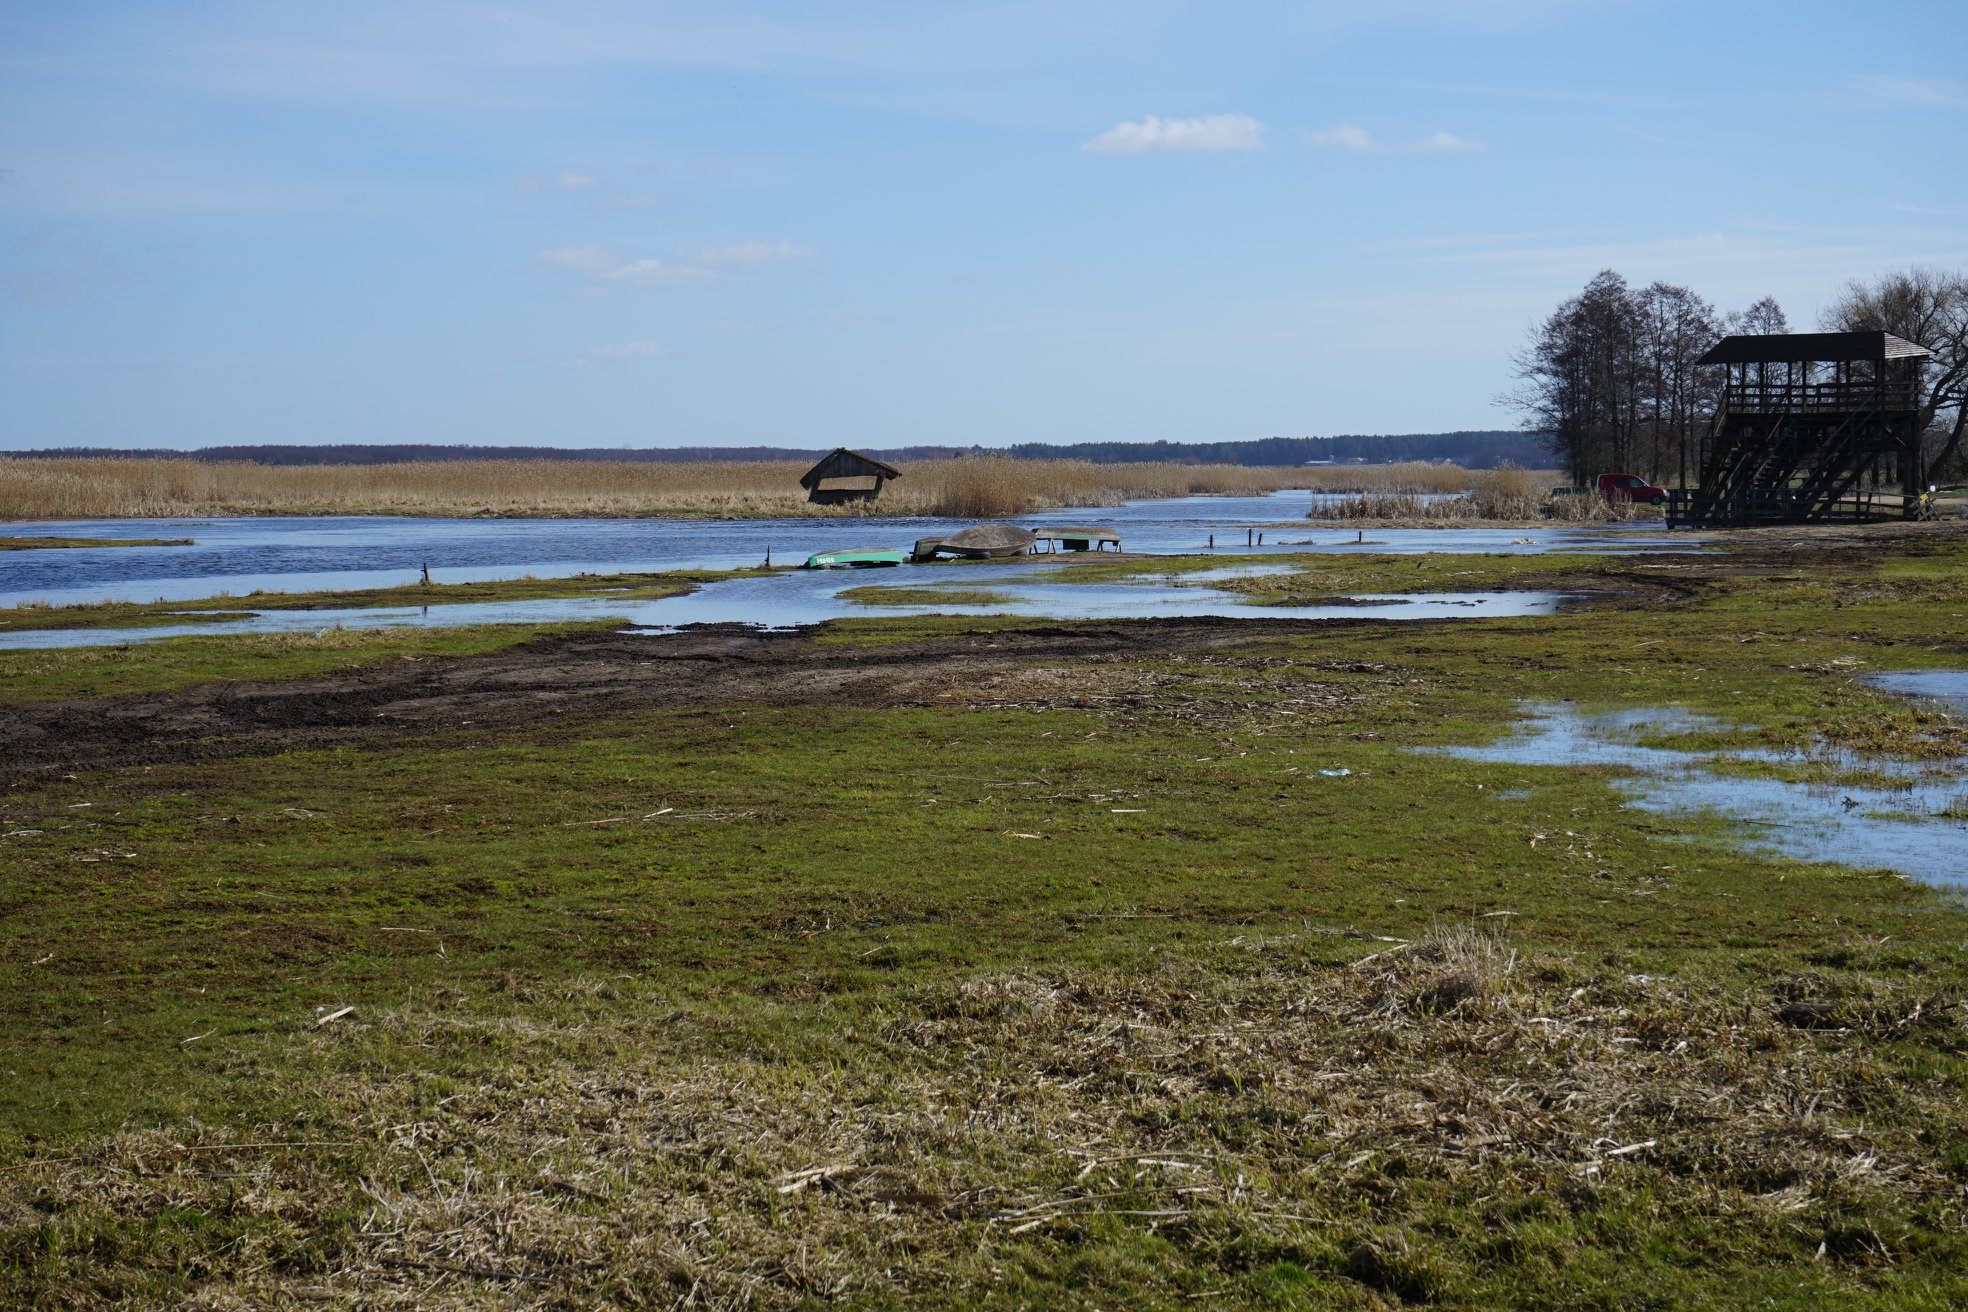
left=1726, top=380, right=1919, bottom=415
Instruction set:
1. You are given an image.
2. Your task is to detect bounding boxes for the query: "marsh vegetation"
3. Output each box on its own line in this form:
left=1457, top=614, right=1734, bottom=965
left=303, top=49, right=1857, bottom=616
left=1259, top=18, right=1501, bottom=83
left=4, top=523, right=1967, bottom=1308
left=0, top=454, right=1554, bottom=522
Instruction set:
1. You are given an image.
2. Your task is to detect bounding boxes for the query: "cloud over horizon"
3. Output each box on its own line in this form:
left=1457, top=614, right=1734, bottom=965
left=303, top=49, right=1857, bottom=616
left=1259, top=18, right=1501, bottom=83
left=1850, top=74, right=1968, bottom=109
left=1082, top=114, right=1263, bottom=155
left=591, top=339, right=666, bottom=360
left=539, top=240, right=812, bottom=291
left=1305, top=125, right=1485, bottom=152
left=515, top=171, right=600, bottom=193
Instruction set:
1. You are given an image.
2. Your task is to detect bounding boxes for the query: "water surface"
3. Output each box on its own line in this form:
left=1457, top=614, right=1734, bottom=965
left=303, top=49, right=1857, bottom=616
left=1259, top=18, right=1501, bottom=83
left=3, top=492, right=1688, bottom=609
left=1430, top=703, right=1967, bottom=889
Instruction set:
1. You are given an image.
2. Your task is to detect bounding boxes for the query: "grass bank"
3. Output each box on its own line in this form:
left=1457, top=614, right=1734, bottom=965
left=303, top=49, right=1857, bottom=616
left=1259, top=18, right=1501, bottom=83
left=0, top=622, right=621, bottom=706
left=0, top=537, right=194, bottom=551
left=0, top=567, right=747, bottom=633
left=4, top=527, right=1967, bottom=1307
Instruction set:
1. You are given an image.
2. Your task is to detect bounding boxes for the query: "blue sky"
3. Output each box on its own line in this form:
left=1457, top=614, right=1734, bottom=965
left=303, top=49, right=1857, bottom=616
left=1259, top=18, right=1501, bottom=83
left=3, top=1, right=1965, bottom=450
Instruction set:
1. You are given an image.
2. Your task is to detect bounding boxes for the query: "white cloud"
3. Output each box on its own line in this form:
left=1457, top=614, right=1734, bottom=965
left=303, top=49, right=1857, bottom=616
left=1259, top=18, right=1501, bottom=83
left=1411, top=130, right=1483, bottom=152
left=603, top=258, right=718, bottom=288
left=695, top=239, right=813, bottom=268
left=1851, top=75, right=1968, bottom=109
left=515, top=170, right=600, bottom=193
left=1305, top=123, right=1374, bottom=150
left=590, top=193, right=664, bottom=212
left=1307, top=125, right=1484, bottom=152
left=1081, top=113, right=1263, bottom=156
left=592, top=340, right=666, bottom=360
left=538, top=245, right=617, bottom=272
left=538, top=239, right=812, bottom=292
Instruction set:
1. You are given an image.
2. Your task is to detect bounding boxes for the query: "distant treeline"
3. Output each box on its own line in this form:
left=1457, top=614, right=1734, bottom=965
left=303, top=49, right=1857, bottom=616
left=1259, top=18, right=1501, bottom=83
left=8, top=431, right=1550, bottom=469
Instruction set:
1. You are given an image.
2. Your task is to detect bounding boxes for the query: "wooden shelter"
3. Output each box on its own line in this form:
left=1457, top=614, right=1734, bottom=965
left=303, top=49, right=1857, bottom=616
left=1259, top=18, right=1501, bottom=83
left=800, top=448, right=902, bottom=505
left=1669, top=331, right=1934, bottom=527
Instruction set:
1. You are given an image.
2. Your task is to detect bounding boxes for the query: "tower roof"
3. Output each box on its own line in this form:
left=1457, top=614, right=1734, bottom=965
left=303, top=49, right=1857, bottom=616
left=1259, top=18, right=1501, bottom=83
left=1697, top=331, right=1933, bottom=366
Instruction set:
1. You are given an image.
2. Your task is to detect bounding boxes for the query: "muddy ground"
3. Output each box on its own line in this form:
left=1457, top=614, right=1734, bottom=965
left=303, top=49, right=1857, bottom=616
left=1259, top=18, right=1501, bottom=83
left=3, top=520, right=1958, bottom=778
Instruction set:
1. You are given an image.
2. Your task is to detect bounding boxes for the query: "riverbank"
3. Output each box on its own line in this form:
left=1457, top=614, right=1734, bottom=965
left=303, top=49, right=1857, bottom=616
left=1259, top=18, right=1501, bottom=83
left=4, top=521, right=1966, bottom=1308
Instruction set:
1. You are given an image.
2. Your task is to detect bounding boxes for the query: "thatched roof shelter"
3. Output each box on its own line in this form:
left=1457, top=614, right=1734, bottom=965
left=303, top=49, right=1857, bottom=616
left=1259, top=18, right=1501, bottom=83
left=800, top=448, right=902, bottom=504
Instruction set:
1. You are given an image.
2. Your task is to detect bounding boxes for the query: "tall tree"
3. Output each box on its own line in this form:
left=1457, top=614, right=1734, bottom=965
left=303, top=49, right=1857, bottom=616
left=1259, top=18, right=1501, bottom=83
left=1633, top=281, right=1720, bottom=486
left=1821, top=268, right=1968, bottom=479
left=1726, top=296, right=1789, bottom=336
left=1507, top=271, right=1752, bottom=483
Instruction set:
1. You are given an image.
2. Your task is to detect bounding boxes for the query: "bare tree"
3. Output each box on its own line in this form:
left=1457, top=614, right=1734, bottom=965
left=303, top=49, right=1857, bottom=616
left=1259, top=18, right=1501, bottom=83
left=1507, top=272, right=1750, bottom=484
left=1506, top=270, right=1640, bottom=482
left=1821, top=268, right=1968, bottom=480
left=1633, top=281, right=1720, bottom=487
left=1726, top=296, right=1789, bottom=336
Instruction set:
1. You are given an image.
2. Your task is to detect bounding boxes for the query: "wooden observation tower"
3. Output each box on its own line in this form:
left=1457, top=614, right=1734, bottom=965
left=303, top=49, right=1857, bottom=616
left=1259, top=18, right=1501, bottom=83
left=1669, top=331, right=1932, bottom=527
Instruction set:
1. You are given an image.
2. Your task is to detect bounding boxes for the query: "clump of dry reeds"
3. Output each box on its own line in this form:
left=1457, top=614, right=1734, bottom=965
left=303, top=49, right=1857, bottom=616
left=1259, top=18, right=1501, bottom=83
left=924, top=453, right=1032, bottom=517
left=0, top=455, right=1318, bottom=521
left=1310, top=464, right=1636, bottom=524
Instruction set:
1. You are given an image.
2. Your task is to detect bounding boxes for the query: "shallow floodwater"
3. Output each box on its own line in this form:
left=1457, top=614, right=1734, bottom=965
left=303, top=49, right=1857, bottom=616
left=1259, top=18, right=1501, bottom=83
left=1430, top=704, right=1968, bottom=889
left=3, top=491, right=1685, bottom=609
left=0, top=552, right=1565, bottom=649
left=1864, top=669, right=1968, bottom=716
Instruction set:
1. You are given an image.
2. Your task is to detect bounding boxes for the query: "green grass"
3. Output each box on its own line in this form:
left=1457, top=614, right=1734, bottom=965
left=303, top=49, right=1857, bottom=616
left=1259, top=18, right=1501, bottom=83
left=4, top=530, right=1968, bottom=1307
left=1036, top=547, right=1612, bottom=595
left=0, top=536, right=194, bottom=551
left=836, top=583, right=1016, bottom=607
left=0, top=622, right=618, bottom=705
left=0, top=566, right=761, bottom=632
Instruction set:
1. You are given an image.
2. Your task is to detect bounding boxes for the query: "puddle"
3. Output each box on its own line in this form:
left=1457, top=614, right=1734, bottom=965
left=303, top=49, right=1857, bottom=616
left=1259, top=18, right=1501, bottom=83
left=1428, top=703, right=1968, bottom=889
left=1865, top=669, right=1968, bottom=715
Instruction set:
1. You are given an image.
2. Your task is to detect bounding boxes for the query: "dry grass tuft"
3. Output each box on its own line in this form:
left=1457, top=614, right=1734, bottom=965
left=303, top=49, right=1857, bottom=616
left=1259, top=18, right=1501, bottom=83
left=7, top=935, right=1961, bottom=1307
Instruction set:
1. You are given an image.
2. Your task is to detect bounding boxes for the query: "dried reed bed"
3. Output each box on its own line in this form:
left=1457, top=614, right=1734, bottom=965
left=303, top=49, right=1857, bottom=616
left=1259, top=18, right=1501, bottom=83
left=7, top=929, right=1959, bottom=1308
left=0, top=455, right=1315, bottom=521
left=1298, top=461, right=1486, bottom=495
left=1311, top=465, right=1627, bottom=523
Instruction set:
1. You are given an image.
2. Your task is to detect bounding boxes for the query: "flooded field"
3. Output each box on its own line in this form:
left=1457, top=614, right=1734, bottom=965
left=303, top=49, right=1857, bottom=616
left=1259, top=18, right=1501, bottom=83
left=0, top=559, right=1566, bottom=649
left=1432, top=702, right=1968, bottom=889
left=2, top=491, right=1680, bottom=610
